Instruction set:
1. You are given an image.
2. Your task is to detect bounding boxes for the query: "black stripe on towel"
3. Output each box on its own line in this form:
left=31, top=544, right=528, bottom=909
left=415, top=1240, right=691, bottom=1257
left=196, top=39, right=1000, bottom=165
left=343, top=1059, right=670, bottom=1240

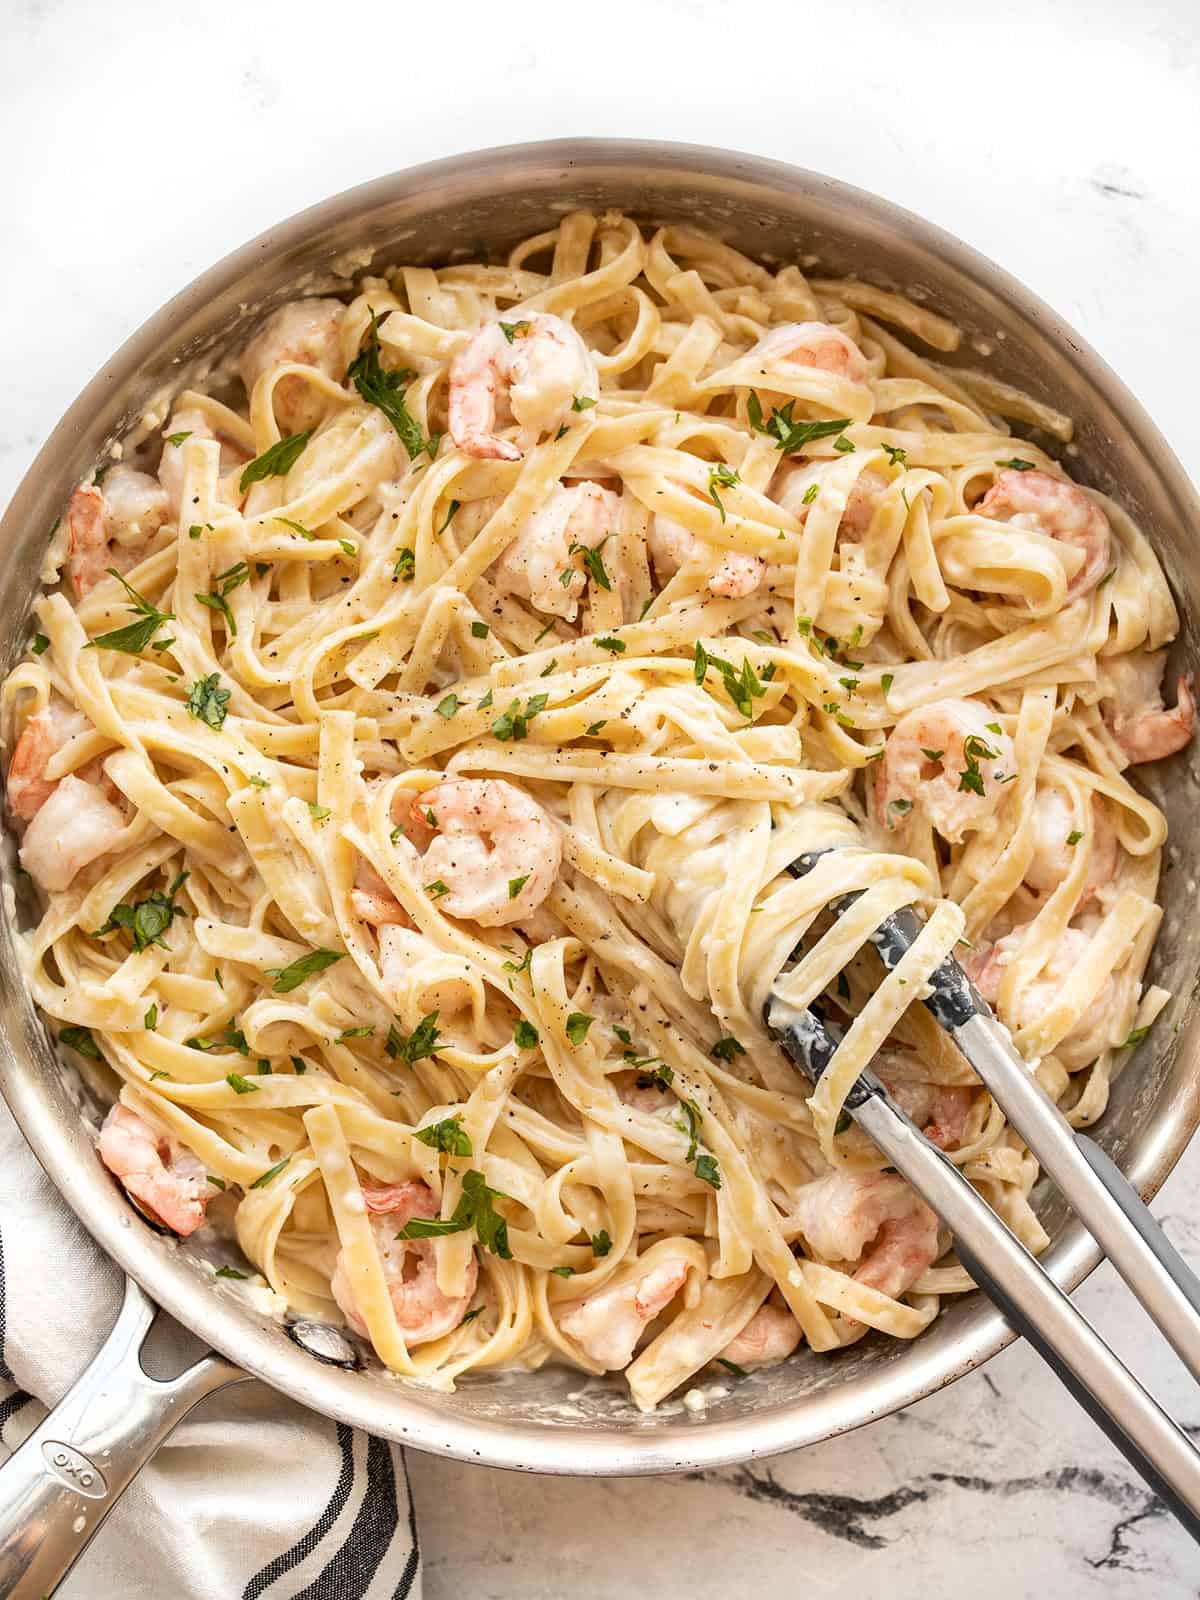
left=391, top=1451, right=420, bottom=1600
left=0, top=1226, right=13, bottom=1382
left=242, top=1421, right=356, bottom=1599
left=294, top=1431, right=398, bottom=1600
left=0, top=1227, right=31, bottom=1426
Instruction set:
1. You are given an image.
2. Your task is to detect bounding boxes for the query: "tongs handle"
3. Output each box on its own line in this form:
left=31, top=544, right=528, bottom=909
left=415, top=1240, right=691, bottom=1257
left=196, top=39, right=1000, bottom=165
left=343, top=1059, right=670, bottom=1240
left=875, top=900, right=1200, bottom=1389
left=849, top=1089, right=1200, bottom=1540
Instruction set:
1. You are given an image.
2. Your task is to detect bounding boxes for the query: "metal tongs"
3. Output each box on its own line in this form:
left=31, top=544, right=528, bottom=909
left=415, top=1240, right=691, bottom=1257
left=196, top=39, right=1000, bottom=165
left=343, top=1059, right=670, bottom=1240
left=765, top=851, right=1200, bottom=1542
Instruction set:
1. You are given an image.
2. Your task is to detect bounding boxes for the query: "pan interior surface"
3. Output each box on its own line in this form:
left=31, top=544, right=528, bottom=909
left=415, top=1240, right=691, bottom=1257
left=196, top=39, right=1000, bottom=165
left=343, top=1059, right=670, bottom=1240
left=1, top=140, right=1197, bottom=1474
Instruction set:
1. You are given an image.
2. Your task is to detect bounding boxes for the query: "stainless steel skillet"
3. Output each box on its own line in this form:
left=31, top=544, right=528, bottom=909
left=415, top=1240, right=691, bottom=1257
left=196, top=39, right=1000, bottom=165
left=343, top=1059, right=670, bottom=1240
left=0, top=139, right=1197, bottom=1597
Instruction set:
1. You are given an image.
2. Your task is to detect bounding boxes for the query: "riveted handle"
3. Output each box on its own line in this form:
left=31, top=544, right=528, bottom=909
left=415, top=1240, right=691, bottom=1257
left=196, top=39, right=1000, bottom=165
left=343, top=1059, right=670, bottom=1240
left=0, top=1277, right=245, bottom=1598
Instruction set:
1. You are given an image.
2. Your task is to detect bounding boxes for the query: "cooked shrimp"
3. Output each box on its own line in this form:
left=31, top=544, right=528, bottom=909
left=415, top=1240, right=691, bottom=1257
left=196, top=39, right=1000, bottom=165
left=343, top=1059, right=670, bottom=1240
left=18, top=774, right=127, bottom=893
left=976, top=468, right=1111, bottom=600
left=746, top=321, right=871, bottom=384
left=792, top=1170, right=939, bottom=1301
left=718, top=1302, right=802, bottom=1370
left=772, top=459, right=887, bottom=538
left=64, top=466, right=171, bottom=597
left=413, top=778, right=561, bottom=927
left=238, top=298, right=347, bottom=435
left=874, top=698, right=1016, bottom=841
left=1026, top=787, right=1118, bottom=901
left=493, top=482, right=621, bottom=619
left=98, top=1105, right=210, bottom=1236
left=448, top=312, right=599, bottom=461
left=331, top=1179, right=477, bottom=1347
left=1100, top=648, right=1196, bottom=764
left=966, top=925, right=1115, bottom=1069
left=875, top=1058, right=973, bottom=1151
left=648, top=514, right=764, bottom=598
left=558, top=1252, right=690, bottom=1370
left=351, top=859, right=412, bottom=927
left=5, top=700, right=88, bottom=822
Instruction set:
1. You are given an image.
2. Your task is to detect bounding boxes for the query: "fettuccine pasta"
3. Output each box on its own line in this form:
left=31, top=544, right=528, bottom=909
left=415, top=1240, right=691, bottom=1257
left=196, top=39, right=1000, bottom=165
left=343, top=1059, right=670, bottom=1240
left=3, top=210, right=1193, bottom=1411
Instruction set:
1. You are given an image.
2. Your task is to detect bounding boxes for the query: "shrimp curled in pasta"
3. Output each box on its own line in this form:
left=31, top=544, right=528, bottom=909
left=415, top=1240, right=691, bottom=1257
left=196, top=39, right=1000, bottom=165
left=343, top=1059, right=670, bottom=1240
left=874, top=699, right=1016, bottom=842
left=976, top=468, right=1111, bottom=600
left=331, top=1180, right=477, bottom=1347
left=98, top=1106, right=210, bottom=1236
left=413, top=778, right=561, bottom=927
left=448, top=313, right=599, bottom=461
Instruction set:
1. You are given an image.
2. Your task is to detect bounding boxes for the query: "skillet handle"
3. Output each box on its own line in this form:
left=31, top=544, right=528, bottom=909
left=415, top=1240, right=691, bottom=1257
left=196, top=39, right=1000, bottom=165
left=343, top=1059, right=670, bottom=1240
left=0, top=1276, right=244, bottom=1598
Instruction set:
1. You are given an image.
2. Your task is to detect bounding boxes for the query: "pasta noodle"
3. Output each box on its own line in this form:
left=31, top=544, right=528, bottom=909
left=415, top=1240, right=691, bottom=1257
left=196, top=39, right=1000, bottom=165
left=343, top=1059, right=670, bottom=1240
left=3, top=210, right=1193, bottom=1412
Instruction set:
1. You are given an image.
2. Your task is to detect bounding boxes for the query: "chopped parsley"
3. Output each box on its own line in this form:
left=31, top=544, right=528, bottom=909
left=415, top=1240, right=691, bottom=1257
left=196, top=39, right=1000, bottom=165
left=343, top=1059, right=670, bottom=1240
left=386, top=1012, right=441, bottom=1065
left=595, top=636, right=625, bottom=654
left=565, top=1012, right=594, bottom=1046
left=348, top=310, right=437, bottom=460
left=958, top=734, right=999, bottom=797
left=96, top=871, right=188, bottom=952
left=187, top=672, right=231, bottom=730
left=802, top=482, right=820, bottom=506
left=717, top=1357, right=748, bottom=1378
left=30, top=634, right=49, bottom=656
left=226, top=1072, right=258, bottom=1095
left=275, top=516, right=316, bottom=540
left=435, top=499, right=461, bottom=537
left=1066, top=829, right=1083, bottom=846
left=393, top=547, right=416, bottom=582
left=414, top=1116, right=473, bottom=1157
left=550, top=1265, right=575, bottom=1278
left=240, top=431, right=312, bottom=493
left=1121, top=1026, right=1150, bottom=1049
left=263, top=949, right=344, bottom=993
left=195, top=562, right=251, bottom=637
left=747, top=393, right=853, bottom=455
left=59, top=1025, right=101, bottom=1060
left=591, top=1229, right=613, bottom=1257
left=498, top=320, right=530, bottom=344
left=571, top=394, right=598, bottom=412
left=570, top=536, right=612, bottom=591
left=508, top=874, right=530, bottom=900
left=307, top=802, right=332, bottom=823
left=214, top=1265, right=248, bottom=1280
left=711, top=1036, right=745, bottom=1064
left=882, top=443, right=907, bottom=467
left=164, top=430, right=192, bottom=447
left=881, top=673, right=895, bottom=696
left=471, top=621, right=490, bottom=639
left=396, top=1168, right=512, bottom=1258
left=707, top=462, right=740, bottom=523
left=584, top=720, right=606, bottom=736
left=85, top=571, right=175, bottom=656
left=694, top=641, right=767, bottom=721
left=144, top=1004, right=158, bottom=1030
left=425, top=879, right=451, bottom=899
left=338, top=1026, right=375, bottom=1040
left=249, top=1156, right=291, bottom=1189
left=514, top=1019, right=540, bottom=1049
left=435, top=693, right=460, bottom=720
left=833, top=435, right=856, bottom=454
left=695, top=1153, right=721, bottom=1188
left=491, top=693, right=548, bottom=741
left=996, top=457, right=1035, bottom=472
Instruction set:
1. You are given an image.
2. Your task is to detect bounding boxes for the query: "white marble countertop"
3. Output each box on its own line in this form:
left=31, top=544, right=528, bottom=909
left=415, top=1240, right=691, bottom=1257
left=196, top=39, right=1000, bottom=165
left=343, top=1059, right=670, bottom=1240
left=4, top=0, right=1199, bottom=1594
